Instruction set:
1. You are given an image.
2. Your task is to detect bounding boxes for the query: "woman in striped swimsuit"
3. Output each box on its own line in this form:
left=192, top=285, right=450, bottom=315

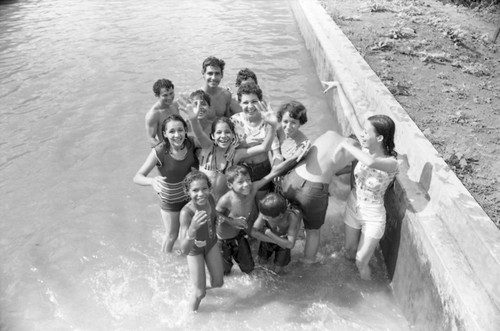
left=134, top=114, right=198, bottom=253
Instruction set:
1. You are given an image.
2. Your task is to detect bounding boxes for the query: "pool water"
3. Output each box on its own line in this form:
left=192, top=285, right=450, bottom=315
left=0, top=0, right=410, bottom=329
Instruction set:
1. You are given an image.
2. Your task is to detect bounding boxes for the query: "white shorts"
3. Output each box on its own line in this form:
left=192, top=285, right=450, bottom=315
left=343, top=191, right=386, bottom=240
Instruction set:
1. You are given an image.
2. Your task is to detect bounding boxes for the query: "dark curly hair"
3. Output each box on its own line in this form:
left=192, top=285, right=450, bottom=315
left=236, top=81, right=263, bottom=102
left=161, top=114, right=190, bottom=148
left=183, top=170, right=212, bottom=195
left=202, top=56, right=226, bottom=75
left=368, top=114, right=397, bottom=157
left=189, top=89, right=211, bottom=107
left=277, top=100, right=308, bottom=125
left=153, top=79, right=174, bottom=97
left=258, top=192, right=287, bottom=218
left=225, top=165, right=250, bottom=184
left=235, top=68, right=258, bottom=88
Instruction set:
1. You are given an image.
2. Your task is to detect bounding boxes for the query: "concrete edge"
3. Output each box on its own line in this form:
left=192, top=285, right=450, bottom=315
left=289, top=0, right=500, bottom=329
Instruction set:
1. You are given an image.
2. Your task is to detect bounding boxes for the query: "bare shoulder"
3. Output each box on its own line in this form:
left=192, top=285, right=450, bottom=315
left=145, top=103, right=160, bottom=120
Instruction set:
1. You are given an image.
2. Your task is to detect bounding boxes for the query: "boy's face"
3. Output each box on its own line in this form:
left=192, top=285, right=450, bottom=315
left=240, top=93, right=260, bottom=116
left=228, top=174, right=252, bottom=196
left=158, top=87, right=175, bottom=107
left=191, top=97, right=210, bottom=120
left=203, top=65, right=223, bottom=88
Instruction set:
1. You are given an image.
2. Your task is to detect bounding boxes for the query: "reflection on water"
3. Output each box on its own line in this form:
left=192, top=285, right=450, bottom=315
left=0, top=0, right=409, bottom=329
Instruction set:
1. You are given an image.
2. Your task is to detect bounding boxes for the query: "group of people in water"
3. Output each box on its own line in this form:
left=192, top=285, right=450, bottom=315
left=133, top=56, right=399, bottom=311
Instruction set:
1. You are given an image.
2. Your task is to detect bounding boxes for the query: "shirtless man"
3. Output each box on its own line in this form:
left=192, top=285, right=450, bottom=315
left=201, top=56, right=233, bottom=120
left=280, top=119, right=355, bottom=263
left=145, top=79, right=180, bottom=147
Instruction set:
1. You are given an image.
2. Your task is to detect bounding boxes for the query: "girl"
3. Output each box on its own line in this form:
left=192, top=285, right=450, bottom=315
left=179, top=96, right=278, bottom=202
left=230, top=82, right=280, bottom=200
left=323, top=81, right=399, bottom=280
left=179, top=171, right=223, bottom=311
left=133, top=114, right=198, bottom=253
left=274, top=100, right=311, bottom=164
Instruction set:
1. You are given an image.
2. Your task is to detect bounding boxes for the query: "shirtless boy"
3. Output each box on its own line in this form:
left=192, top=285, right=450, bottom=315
left=280, top=130, right=354, bottom=263
left=201, top=56, right=233, bottom=120
left=216, top=164, right=284, bottom=275
left=251, top=192, right=301, bottom=274
left=145, top=79, right=180, bottom=147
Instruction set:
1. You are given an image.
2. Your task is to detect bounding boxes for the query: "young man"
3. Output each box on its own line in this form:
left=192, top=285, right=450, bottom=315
left=201, top=56, right=233, bottom=120
left=251, top=192, right=301, bottom=274
left=145, top=79, right=179, bottom=147
left=280, top=129, right=354, bottom=264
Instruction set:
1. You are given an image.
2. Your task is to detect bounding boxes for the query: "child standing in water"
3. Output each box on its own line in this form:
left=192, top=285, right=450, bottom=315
left=231, top=82, right=281, bottom=201
left=323, top=81, right=399, bottom=280
left=179, top=95, right=278, bottom=202
left=134, top=114, right=198, bottom=253
left=251, top=192, right=301, bottom=275
left=216, top=164, right=284, bottom=275
left=179, top=171, right=224, bottom=311
left=274, top=100, right=311, bottom=164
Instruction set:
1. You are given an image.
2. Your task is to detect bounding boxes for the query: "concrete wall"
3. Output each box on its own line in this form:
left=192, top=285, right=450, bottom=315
left=289, top=0, right=500, bottom=329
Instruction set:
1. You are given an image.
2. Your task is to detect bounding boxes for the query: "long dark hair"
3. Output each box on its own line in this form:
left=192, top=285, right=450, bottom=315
left=368, top=114, right=397, bottom=157
left=161, top=114, right=190, bottom=149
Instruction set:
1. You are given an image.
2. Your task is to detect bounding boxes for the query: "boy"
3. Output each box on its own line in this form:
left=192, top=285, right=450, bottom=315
left=145, top=79, right=179, bottom=147
left=201, top=56, right=233, bottom=120
left=216, top=164, right=284, bottom=275
left=251, top=193, right=301, bottom=274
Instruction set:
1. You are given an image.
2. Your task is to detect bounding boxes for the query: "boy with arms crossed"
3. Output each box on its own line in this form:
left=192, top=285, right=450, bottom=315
left=251, top=192, right=301, bottom=274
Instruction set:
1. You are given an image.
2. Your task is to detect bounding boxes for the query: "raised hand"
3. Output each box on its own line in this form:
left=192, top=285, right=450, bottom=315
left=296, top=140, right=312, bottom=162
left=260, top=104, right=278, bottom=127
left=190, top=210, right=208, bottom=231
left=321, top=81, right=340, bottom=94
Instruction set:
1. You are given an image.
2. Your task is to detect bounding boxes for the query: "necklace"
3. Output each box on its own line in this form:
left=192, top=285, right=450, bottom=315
left=169, top=144, right=187, bottom=160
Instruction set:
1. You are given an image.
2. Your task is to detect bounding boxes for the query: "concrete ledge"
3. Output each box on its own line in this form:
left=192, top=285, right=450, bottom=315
left=290, top=0, right=500, bottom=329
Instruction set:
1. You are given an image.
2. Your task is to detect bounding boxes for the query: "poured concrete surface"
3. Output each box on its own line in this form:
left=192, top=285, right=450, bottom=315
left=289, top=0, right=500, bottom=329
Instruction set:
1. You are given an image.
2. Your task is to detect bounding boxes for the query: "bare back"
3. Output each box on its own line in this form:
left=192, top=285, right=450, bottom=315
left=295, top=131, right=354, bottom=183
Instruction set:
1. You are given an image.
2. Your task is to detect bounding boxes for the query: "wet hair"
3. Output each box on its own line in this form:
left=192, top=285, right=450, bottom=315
left=237, top=81, right=263, bottom=102
left=277, top=100, right=308, bottom=125
left=235, top=68, right=258, bottom=88
left=189, top=89, right=211, bottom=106
left=202, top=56, right=226, bottom=75
left=153, top=79, right=174, bottom=97
left=225, top=165, right=250, bottom=184
left=368, top=114, right=397, bottom=157
left=211, top=116, right=235, bottom=136
left=161, top=114, right=189, bottom=147
left=183, top=170, right=212, bottom=195
left=258, top=193, right=287, bottom=218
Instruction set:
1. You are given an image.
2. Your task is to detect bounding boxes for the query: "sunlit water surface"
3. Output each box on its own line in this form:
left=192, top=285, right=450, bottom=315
left=0, top=0, right=410, bottom=330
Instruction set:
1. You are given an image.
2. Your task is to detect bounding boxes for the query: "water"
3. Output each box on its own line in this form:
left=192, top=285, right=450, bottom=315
left=0, top=0, right=410, bottom=330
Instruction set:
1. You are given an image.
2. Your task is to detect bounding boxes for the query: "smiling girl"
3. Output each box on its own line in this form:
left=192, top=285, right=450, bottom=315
left=323, top=81, right=399, bottom=280
left=179, top=171, right=223, bottom=311
left=133, top=114, right=198, bottom=253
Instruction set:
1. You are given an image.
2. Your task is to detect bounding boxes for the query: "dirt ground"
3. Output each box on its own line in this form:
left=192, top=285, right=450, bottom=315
left=319, top=0, right=500, bottom=228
